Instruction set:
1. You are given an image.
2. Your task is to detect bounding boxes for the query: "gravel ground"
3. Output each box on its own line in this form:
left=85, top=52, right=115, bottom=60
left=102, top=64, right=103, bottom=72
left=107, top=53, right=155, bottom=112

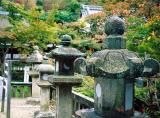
left=0, top=98, right=40, bottom=118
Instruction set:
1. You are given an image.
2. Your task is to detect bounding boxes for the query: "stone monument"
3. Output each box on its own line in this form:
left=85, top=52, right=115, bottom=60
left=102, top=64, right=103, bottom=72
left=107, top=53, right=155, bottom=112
left=74, top=16, right=159, bottom=118
left=27, top=46, right=43, bottom=104
left=48, top=34, right=85, bottom=118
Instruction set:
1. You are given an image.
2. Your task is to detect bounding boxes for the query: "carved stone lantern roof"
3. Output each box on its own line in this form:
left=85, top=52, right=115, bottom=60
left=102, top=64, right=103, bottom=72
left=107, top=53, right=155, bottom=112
left=37, top=64, right=54, bottom=74
left=48, top=34, right=85, bottom=59
left=49, top=47, right=85, bottom=58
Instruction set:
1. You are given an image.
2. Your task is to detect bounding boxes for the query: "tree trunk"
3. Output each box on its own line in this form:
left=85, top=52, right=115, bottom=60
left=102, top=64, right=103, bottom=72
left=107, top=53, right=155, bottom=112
left=43, top=0, right=54, bottom=11
left=144, top=0, right=153, bottom=18
left=0, top=48, right=9, bottom=75
left=15, top=0, right=36, bottom=9
left=44, top=0, right=71, bottom=11
left=25, top=0, right=36, bottom=9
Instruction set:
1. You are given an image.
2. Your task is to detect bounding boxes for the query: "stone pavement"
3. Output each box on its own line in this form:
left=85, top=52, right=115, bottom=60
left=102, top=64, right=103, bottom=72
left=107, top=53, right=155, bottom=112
left=0, top=98, right=40, bottom=118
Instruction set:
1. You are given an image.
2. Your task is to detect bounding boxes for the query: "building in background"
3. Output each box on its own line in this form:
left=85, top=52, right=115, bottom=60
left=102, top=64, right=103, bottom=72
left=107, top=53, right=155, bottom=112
left=81, top=4, right=103, bottom=18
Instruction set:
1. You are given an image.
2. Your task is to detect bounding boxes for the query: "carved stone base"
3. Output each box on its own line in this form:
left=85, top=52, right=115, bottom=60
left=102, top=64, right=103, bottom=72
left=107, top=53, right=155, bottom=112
left=26, top=97, right=40, bottom=105
left=34, top=111, right=55, bottom=118
left=75, top=109, right=149, bottom=118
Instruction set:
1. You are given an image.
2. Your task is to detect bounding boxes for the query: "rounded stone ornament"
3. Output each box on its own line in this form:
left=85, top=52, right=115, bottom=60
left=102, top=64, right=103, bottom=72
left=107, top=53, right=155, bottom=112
left=105, top=16, right=126, bottom=35
left=143, top=58, right=160, bottom=77
left=60, top=34, right=72, bottom=46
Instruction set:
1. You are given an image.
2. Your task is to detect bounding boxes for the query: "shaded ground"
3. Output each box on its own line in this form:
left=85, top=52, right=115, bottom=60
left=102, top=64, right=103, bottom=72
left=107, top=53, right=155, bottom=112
left=0, top=98, right=40, bottom=118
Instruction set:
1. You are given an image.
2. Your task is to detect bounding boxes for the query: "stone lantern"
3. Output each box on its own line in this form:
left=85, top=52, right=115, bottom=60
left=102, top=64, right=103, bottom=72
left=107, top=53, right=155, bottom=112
left=75, top=16, right=159, bottom=118
left=35, top=58, right=55, bottom=118
left=48, top=34, right=85, bottom=118
left=27, top=46, right=43, bottom=98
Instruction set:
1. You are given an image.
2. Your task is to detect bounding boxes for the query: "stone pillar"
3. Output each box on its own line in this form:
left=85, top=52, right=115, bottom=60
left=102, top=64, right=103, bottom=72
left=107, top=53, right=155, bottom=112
left=49, top=76, right=82, bottom=118
left=56, top=85, right=72, bottom=118
left=38, top=81, right=51, bottom=112
left=29, top=71, right=40, bottom=97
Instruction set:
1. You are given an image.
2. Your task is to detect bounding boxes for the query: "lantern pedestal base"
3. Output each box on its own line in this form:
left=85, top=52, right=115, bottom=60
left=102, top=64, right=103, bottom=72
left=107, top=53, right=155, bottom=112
left=75, top=109, right=148, bottom=118
left=34, top=111, right=55, bottom=118
left=27, top=71, right=40, bottom=106
left=26, top=97, right=40, bottom=105
left=37, top=81, right=51, bottom=112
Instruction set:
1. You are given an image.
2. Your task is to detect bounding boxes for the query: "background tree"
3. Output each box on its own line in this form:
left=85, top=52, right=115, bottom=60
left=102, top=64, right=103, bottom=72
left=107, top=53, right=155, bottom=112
left=0, top=1, right=60, bottom=62
left=0, top=31, right=16, bottom=74
left=43, top=0, right=54, bottom=11
left=15, top=0, right=36, bottom=9
left=54, top=0, right=81, bottom=23
left=102, top=0, right=160, bottom=61
left=127, top=16, right=160, bottom=60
